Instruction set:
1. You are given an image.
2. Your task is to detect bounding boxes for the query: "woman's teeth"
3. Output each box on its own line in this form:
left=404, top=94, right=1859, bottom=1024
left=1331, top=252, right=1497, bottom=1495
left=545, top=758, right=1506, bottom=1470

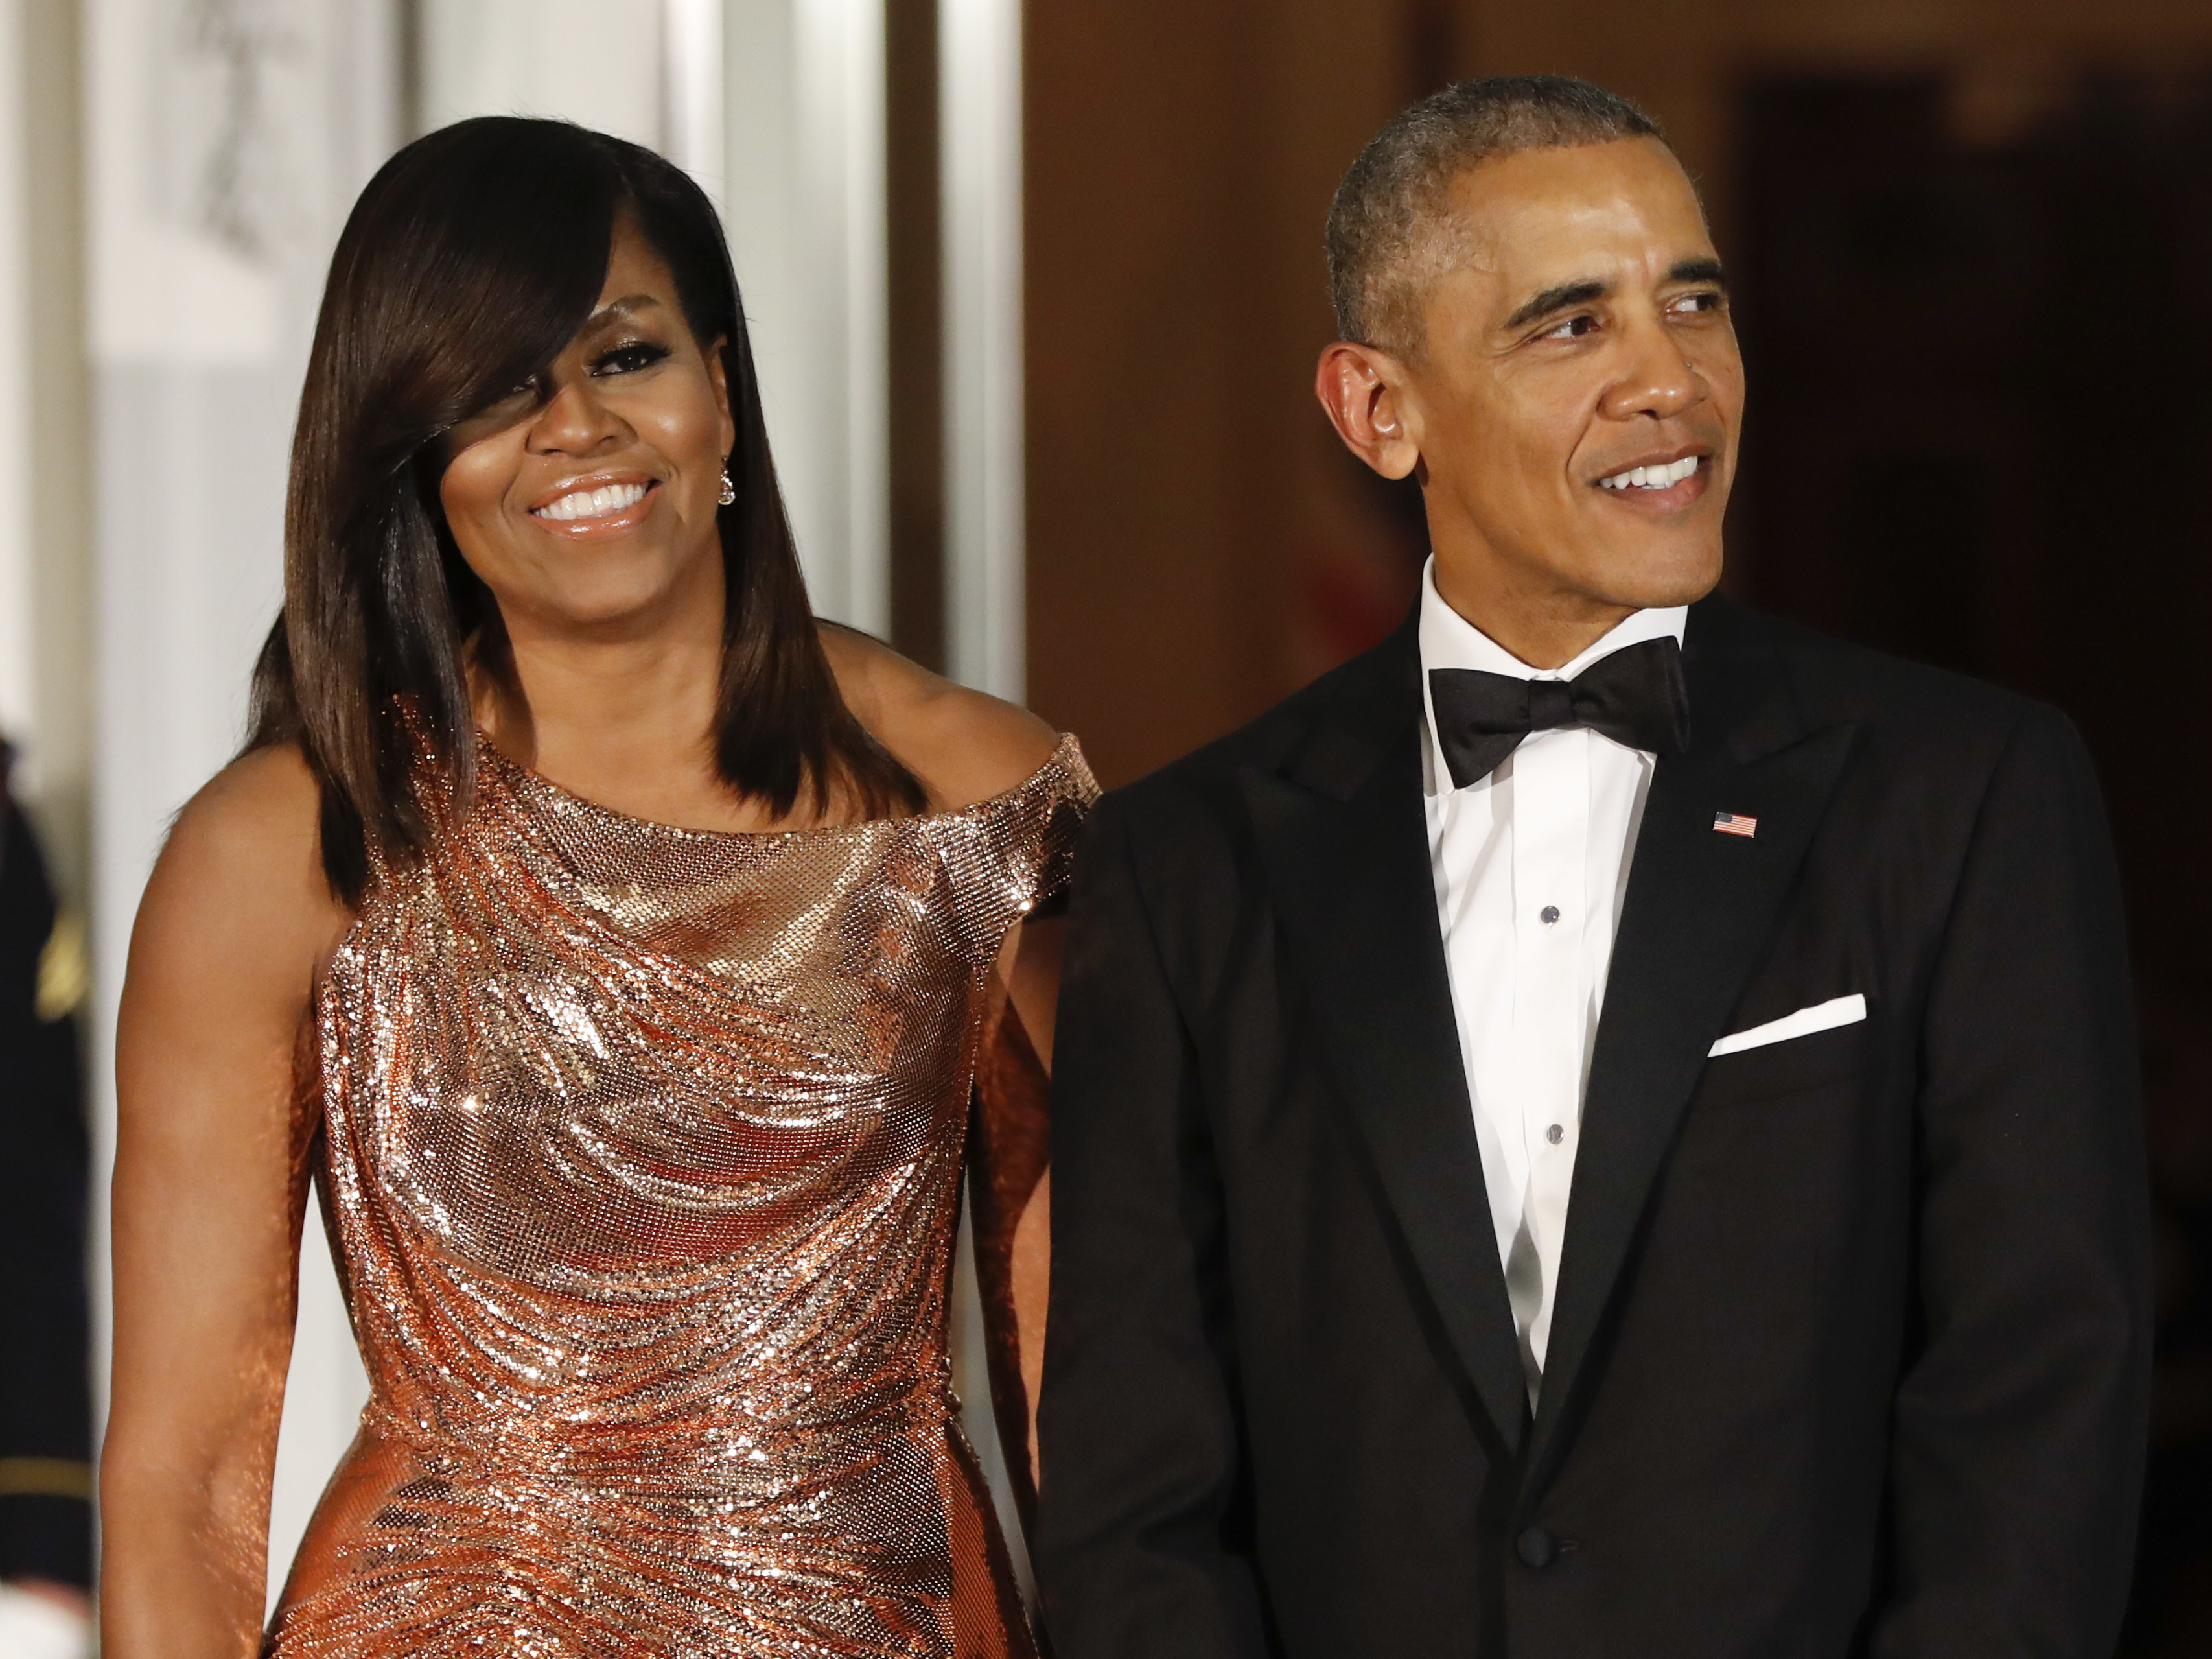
left=1599, top=456, right=1701, bottom=491
left=537, top=481, right=649, bottom=521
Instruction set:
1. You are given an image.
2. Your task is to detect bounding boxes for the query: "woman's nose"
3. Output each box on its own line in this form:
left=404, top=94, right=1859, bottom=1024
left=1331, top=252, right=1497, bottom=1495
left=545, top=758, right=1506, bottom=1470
left=527, top=377, right=627, bottom=454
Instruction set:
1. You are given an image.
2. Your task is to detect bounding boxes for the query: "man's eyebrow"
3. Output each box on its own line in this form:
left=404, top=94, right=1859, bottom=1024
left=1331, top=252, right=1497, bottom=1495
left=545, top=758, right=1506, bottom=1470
left=1503, top=279, right=1607, bottom=333
left=1668, top=256, right=1728, bottom=288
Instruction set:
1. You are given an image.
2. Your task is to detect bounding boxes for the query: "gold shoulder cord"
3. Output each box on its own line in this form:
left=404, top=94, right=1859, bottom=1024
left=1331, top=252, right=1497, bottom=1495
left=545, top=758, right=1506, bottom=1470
left=34, top=910, right=87, bottom=1024
left=0, top=1457, right=95, bottom=1501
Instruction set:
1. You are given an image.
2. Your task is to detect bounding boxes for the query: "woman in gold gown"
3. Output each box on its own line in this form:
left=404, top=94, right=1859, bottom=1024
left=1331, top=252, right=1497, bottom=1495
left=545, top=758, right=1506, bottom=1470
left=102, top=119, right=1092, bottom=1659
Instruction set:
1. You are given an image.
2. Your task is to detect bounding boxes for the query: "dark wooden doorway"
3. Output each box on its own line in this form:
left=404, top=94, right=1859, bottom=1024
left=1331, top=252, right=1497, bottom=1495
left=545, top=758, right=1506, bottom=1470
left=1732, top=71, right=2212, bottom=1653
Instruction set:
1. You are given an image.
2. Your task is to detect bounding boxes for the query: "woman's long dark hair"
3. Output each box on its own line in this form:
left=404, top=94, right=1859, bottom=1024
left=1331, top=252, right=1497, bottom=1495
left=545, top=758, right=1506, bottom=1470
left=249, top=117, right=925, bottom=904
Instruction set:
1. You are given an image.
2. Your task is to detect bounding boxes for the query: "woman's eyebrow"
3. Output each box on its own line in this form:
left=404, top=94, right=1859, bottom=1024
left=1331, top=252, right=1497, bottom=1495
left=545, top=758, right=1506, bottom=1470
left=581, top=293, right=664, bottom=329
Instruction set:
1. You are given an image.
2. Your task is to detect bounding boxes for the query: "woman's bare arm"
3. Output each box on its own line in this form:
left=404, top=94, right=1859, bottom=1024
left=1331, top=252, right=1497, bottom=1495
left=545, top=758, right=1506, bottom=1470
left=822, top=622, right=1070, bottom=1479
left=1005, top=914, right=1064, bottom=1478
left=102, top=748, right=349, bottom=1658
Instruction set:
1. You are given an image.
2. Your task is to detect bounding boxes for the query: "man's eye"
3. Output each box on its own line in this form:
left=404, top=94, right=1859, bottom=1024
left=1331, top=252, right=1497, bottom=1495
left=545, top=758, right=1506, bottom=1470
left=1541, top=314, right=1600, bottom=340
left=1670, top=290, right=1724, bottom=316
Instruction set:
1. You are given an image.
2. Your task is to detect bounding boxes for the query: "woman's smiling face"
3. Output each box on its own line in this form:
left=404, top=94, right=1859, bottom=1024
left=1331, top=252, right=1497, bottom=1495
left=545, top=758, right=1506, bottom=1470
left=439, top=217, right=737, bottom=638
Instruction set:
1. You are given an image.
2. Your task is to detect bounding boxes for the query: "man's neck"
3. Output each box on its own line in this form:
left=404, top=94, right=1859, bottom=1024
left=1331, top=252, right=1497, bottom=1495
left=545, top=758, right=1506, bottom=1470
left=1430, top=558, right=1636, bottom=672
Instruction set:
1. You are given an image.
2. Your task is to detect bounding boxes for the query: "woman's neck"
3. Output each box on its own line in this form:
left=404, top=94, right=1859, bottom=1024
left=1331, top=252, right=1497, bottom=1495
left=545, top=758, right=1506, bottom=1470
left=474, top=582, right=771, bottom=833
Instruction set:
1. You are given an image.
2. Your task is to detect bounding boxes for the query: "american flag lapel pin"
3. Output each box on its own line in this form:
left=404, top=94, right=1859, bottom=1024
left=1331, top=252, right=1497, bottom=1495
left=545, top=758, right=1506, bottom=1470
left=1712, top=810, right=1759, bottom=838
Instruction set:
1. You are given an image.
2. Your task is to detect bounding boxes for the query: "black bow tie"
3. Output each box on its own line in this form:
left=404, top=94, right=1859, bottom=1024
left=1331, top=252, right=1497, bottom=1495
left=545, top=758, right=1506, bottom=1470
left=1428, top=635, right=1690, bottom=790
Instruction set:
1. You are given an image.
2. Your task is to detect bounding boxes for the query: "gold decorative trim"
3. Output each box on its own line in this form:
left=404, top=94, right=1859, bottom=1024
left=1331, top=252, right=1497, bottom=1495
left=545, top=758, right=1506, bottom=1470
left=0, top=1457, right=94, bottom=1500
left=35, top=909, right=89, bottom=1022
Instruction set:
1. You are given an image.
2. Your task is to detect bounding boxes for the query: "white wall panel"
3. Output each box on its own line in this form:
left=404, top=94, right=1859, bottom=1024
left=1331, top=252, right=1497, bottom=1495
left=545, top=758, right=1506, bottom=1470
left=418, top=0, right=666, bottom=154
left=84, top=0, right=398, bottom=1608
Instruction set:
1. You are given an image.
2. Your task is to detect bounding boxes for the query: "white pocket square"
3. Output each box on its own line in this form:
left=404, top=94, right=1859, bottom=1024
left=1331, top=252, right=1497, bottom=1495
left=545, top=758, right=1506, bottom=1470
left=1707, top=993, right=1867, bottom=1058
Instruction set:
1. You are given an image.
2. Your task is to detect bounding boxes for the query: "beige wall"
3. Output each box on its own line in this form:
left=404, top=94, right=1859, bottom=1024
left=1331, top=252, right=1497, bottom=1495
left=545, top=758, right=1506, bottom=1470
left=1027, top=2, right=1410, bottom=784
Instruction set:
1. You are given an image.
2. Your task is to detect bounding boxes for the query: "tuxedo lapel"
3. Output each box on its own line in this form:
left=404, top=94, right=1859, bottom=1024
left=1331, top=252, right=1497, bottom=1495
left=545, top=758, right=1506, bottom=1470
left=1528, top=600, right=1858, bottom=1479
left=1243, top=627, right=1530, bottom=1452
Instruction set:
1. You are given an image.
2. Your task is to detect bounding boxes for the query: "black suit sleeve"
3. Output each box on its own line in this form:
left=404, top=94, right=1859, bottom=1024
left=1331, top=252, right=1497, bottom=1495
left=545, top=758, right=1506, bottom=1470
left=1036, top=794, right=1272, bottom=1659
left=1872, top=707, right=2150, bottom=1656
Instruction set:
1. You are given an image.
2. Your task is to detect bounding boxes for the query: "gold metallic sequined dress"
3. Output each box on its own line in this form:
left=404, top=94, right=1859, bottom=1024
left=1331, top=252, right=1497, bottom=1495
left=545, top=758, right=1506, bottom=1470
left=266, top=735, right=1095, bottom=1658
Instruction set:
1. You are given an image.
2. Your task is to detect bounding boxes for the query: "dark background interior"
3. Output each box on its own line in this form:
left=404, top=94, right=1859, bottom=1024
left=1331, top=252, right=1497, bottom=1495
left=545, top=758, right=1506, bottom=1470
left=1735, top=72, right=2212, bottom=1651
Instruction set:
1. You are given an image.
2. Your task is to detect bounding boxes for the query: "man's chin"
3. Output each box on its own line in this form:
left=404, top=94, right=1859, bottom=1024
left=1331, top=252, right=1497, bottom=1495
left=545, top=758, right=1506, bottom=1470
left=1586, top=542, right=1725, bottom=613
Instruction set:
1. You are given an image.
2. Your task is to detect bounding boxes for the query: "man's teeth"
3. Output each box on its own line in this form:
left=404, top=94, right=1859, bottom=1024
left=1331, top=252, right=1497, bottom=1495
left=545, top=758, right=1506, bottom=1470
left=537, top=481, right=649, bottom=521
left=1598, top=456, right=1701, bottom=491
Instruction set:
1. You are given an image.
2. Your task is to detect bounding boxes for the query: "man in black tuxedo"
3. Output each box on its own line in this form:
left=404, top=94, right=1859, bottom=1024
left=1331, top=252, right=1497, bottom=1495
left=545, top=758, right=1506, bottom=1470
left=1036, top=76, right=2149, bottom=1658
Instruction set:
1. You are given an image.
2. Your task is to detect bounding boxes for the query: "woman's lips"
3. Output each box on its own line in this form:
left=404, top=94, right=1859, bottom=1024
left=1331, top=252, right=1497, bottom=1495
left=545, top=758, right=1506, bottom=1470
left=528, top=477, right=660, bottom=537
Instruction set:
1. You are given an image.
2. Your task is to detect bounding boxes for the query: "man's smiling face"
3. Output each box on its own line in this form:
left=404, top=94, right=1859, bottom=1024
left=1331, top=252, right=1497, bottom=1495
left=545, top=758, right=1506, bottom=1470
left=1364, top=136, right=1743, bottom=652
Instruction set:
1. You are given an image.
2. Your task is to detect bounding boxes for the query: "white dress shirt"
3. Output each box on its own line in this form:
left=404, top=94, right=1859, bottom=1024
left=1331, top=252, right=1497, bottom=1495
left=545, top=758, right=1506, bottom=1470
left=1417, top=558, right=1688, bottom=1405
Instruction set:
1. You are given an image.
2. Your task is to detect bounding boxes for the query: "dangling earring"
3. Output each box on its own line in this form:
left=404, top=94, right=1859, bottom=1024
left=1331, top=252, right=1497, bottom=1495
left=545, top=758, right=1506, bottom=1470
left=717, top=467, right=736, bottom=507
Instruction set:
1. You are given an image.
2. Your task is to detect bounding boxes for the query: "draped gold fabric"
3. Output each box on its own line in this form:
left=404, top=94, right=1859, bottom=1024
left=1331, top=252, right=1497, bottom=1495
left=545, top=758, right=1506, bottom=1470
left=268, top=734, right=1096, bottom=1659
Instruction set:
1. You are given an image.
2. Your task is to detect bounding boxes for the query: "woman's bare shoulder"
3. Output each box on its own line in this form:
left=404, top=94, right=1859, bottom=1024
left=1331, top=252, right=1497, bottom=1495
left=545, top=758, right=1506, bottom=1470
left=132, top=744, right=352, bottom=998
left=820, top=624, right=1060, bottom=811
left=163, top=744, right=326, bottom=879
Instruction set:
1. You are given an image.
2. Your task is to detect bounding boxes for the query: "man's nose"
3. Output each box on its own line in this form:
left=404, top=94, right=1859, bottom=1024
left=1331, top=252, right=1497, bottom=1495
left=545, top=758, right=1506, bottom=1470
left=1600, top=313, right=1703, bottom=423
left=527, top=377, right=627, bottom=454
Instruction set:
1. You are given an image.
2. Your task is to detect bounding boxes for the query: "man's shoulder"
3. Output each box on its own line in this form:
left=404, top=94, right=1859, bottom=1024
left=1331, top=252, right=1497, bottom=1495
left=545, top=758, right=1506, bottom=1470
left=1696, top=594, right=2067, bottom=758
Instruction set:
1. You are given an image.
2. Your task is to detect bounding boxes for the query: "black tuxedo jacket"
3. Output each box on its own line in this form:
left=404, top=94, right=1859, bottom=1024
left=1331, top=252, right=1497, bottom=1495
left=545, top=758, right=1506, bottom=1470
left=1036, top=596, right=2150, bottom=1659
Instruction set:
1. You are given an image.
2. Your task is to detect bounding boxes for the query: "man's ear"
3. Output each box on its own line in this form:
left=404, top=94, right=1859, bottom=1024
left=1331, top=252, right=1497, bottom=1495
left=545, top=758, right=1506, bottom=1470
left=1314, top=341, right=1421, bottom=480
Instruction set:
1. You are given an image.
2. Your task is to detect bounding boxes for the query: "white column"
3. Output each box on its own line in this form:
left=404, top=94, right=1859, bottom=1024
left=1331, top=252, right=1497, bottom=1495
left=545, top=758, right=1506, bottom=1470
left=0, top=0, right=32, bottom=754
left=84, top=0, right=399, bottom=1608
left=664, top=0, right=728, bottom=205
left=940, top=0, right=1023, bottom=699
left=723, top=0, right=890, bottom=635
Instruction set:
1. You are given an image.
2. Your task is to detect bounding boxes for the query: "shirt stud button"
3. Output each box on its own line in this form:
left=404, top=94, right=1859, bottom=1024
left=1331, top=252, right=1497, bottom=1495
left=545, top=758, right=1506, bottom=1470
left=1539, top=904, right=1561, bottom=925
left=1516, top=1525, right=1559, bottom=1569
left=1547, top=1124, right=1565, bottom=1145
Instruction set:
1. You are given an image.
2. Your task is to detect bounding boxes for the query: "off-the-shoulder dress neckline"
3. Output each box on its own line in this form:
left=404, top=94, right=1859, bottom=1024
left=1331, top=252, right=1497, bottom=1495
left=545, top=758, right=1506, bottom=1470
left=476, top=728, right=1088, bottom=847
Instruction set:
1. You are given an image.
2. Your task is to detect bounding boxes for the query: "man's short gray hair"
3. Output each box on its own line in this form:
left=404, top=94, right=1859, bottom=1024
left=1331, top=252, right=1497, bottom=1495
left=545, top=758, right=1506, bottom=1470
left=1327, top=75, right=1666, bottom=358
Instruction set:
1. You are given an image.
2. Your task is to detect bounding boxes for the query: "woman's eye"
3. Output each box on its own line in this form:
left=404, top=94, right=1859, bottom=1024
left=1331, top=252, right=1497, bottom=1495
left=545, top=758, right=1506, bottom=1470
left=594, top=342, right=672, bottom=375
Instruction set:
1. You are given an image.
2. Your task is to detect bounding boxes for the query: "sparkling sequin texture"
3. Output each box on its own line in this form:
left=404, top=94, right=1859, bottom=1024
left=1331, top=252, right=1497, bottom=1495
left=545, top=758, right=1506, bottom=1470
left=267, top=735, right=1097, bottom=1658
